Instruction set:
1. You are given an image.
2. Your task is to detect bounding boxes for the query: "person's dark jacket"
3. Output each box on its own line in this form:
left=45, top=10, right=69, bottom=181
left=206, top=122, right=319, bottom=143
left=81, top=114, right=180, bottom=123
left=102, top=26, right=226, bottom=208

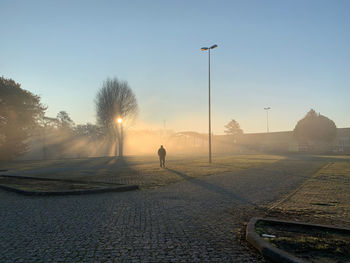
left=158, top=147, right=166, bottom=158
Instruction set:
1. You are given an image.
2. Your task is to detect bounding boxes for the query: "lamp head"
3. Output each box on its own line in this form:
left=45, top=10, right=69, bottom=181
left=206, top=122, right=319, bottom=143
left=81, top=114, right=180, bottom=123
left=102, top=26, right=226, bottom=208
left=201, top=47, right=208, bottom=51
left=210, top=44, right=218, bottom=49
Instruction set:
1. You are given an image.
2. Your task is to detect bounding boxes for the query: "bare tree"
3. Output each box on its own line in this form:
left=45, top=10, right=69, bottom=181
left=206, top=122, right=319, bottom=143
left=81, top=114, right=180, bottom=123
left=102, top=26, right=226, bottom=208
left=95, top=78, right=137, bottom=157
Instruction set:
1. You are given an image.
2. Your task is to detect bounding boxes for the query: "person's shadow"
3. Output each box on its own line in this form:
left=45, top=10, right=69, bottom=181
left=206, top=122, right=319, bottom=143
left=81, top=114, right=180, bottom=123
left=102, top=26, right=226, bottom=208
left=165, top=168, right=257, bottom=206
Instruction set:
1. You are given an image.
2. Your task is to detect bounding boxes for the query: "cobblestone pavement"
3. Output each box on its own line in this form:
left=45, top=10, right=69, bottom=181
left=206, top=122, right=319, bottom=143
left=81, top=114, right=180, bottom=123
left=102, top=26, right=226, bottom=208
left=0, top=158, right=326, bottom=262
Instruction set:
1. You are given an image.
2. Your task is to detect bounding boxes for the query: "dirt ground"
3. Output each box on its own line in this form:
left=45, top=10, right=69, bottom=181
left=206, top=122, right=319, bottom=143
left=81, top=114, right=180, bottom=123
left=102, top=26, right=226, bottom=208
left=255, top=220, right=350, bottom=263
left=255, top=157, right=350, bottom=262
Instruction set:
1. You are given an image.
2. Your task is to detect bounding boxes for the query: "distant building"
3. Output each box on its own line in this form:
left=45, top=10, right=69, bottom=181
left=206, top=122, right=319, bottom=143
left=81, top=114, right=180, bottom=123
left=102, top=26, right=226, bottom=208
left=237, top=128, right=350, bottom=153
left=237, top=131, right=297, bottom=152
left=165, top=128, right=350, bottom=154
left=334, top=128, right=350, bottom=152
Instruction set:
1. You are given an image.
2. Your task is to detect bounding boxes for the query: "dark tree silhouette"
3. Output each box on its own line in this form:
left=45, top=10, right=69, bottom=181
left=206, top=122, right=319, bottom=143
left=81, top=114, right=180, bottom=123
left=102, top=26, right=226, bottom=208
left=95, top=78, right=137, bottom=156
left=74, top=123, right=103, bottom=140
left=0, top=77, right=46, bottom=160
left=57, top=111, right=75, bottom=131
left=224, top=119, right=243, bottom=141
left=294, top=109, right=337, bottom=143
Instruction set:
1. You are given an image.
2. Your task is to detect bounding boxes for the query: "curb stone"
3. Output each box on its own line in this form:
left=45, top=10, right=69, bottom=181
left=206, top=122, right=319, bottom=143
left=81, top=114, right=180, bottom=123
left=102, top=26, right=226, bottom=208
left=246, top=217, right=350, bottom=263
left=246, top=217, right=304, bottom=263
left=0, top=175, right=139, bottom=196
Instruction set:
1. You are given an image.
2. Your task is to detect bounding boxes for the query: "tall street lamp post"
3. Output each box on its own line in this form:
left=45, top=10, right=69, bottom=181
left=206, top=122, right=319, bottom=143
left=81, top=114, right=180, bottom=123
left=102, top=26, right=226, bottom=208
left=264, top=107, right=271, bottom=133
left=201, top=44, right=218, bottom=163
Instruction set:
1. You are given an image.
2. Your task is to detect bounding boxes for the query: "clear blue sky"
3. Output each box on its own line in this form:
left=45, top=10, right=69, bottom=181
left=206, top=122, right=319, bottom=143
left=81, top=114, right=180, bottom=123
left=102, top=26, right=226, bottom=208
left=1, top=0, right=349, bottom=134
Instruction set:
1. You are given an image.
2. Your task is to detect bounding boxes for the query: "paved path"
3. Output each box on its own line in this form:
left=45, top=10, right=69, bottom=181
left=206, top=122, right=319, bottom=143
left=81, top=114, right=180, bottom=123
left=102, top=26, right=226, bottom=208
left=0, top=158, right=326, bottom=262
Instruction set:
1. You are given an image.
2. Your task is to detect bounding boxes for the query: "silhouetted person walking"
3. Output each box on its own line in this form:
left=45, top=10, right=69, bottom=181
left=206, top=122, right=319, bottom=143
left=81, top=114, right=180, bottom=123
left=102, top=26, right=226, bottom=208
left=158, top=145, right=166, bottom=168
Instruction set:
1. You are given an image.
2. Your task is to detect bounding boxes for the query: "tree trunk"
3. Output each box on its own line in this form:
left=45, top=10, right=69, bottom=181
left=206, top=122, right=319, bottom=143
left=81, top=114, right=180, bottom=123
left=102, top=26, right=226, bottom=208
left=119, top=124, right=123, bottom=157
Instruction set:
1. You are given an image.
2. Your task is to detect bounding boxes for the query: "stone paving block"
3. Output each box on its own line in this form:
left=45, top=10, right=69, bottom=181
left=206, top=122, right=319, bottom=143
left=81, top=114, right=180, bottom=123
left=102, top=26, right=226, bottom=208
left=1, top=156, right=330, bottom=262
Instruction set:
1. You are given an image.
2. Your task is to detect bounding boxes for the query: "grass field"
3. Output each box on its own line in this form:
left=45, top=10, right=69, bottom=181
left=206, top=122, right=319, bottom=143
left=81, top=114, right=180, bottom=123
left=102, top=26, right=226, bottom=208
left=0, top=154, right=287, bottom=187
left=266, top=155, right=350, bottom=228
left=0, top=153, right=349, bottom=191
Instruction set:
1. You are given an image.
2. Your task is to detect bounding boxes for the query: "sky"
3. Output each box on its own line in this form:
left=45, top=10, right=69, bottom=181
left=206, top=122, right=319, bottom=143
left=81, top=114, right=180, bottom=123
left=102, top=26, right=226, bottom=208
left=1, top=0, right=349, bottom=134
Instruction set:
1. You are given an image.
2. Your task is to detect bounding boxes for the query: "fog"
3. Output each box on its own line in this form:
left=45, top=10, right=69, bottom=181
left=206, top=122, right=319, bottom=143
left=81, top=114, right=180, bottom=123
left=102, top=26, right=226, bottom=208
left=18, top=123, right=240, bottom=160
left=3, top=106, right=347, bottom=161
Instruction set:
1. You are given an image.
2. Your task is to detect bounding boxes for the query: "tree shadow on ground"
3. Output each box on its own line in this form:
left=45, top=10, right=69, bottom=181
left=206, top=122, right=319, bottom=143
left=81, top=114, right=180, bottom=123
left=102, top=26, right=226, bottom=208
left=2, top=156, right=140, bottom=183
left=111, top=156, right=135, bottom=171
left=83, top=156, right=140, bottom=183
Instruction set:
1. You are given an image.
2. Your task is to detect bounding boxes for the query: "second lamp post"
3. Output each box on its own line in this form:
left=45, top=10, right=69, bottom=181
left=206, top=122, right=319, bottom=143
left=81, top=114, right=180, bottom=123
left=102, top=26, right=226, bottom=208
left=201, top=44, right=218, bottom=163
left=264, top=107, right=271, bottom=133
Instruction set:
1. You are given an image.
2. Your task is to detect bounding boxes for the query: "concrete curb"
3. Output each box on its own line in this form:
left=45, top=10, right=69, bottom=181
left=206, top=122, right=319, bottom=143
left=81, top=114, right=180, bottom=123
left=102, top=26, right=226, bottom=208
left=0, top=174, right=126, bottom=185
left=0, top=175, right=139, bottom=196
left=246, top=217, right=350, bottom=262
left=246, top=217, right=304, bottom=263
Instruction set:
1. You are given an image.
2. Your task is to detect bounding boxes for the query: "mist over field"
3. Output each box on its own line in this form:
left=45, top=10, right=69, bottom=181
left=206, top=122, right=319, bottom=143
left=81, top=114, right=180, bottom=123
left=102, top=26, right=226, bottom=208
left=0, top=74, right=347, bottom=161
left=21, top=125, right=236, bottom=160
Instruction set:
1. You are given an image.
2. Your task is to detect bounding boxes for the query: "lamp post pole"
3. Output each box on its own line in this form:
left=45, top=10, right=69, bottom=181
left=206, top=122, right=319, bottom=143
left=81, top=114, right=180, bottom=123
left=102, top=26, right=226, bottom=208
left=208, top=48, right=212, bottom=163
left=202, top=44, right=218, bottom=163
left=264, top=107, right=271, bottom=133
